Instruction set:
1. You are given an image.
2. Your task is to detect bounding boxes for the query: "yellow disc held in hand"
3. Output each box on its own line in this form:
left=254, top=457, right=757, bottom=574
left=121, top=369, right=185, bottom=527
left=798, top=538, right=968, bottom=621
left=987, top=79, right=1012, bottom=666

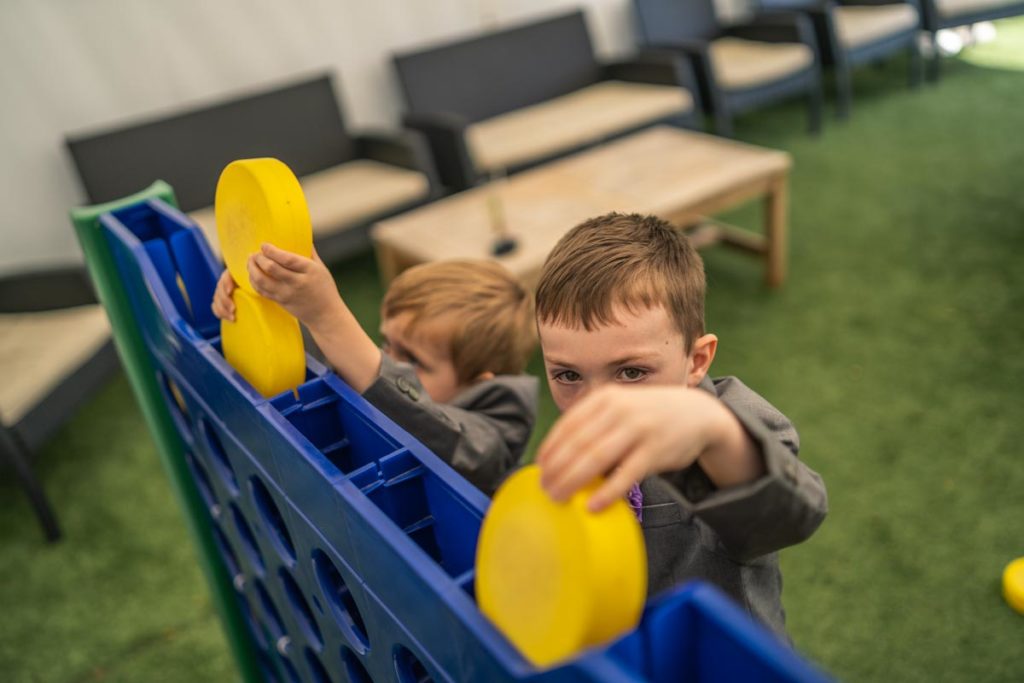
left=221, top=288, right=305, bottom=397
left=1004, top=557, right=1024, bottom=615
left=215, top=158, right=313, bottom=293
left=476, top=465, right=646, bottom=667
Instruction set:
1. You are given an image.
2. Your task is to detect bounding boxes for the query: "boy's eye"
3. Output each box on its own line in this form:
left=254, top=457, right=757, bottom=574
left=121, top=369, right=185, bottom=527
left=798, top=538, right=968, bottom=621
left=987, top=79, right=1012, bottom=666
left=552, top=369, right=581, bottom=384
left=617, top=367, right=647, bottom=382
left=383, top=340, right=420, bottom=368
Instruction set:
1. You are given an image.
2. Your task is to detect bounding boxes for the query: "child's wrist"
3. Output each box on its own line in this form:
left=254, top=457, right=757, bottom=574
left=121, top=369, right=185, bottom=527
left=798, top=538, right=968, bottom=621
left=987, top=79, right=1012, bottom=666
left=695, top=397, right=762, bottom=485
left=302, top=295, right=346, bottom=334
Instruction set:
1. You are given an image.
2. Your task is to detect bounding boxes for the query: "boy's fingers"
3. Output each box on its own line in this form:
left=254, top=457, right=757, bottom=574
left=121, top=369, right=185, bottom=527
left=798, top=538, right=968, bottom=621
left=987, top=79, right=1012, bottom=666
left=252, top=252, right=295, bottom=283
left=261, top=243, right=310, bottom=272
left=247, top=258, right=279, bottom=299
left=588, top=453, right=648, bottom=513
left=544, top=446, right=618, bottom=501
left=537, top=390, right=611, bottom=466
left=540, top=387, right=628, bottom=470
left=544, top=423, right=639, bottom=501
left=540, top=411, right=617, bottom=490
left=211, top=297, right=235, bottom=322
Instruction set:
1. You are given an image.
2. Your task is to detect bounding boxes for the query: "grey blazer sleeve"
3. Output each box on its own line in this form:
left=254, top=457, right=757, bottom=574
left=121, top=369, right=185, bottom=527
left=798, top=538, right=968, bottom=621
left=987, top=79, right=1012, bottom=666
left=660, top=376, right=828, bottom=563
left=361, top=354, right=539, bottom=496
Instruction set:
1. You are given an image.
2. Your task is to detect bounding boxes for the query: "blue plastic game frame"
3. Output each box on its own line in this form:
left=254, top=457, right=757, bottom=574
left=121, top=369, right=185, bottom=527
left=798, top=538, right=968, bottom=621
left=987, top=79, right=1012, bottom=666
left=94, top=194, right=832, bottom=683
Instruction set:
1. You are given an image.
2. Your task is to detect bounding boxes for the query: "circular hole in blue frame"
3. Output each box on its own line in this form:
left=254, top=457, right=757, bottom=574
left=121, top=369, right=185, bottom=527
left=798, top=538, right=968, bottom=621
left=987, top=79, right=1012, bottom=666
left=254, top=578, right=286, bottom=639
left=342, top=646, right=373, bottom=683
left=279, top=656, right=301, bottom=683
left=200, top=417, right=239, bottom=494
left=157, top=371, right=192, bottom=439
left=211, top=522, right=242, bottom=584
left=250, top=476, right=296, bottom=565
left=257, top=650, right=280, bottom=683
left=231, top=503, right=265, bottom=576
left=184, top=449, right=218, bottom=512
left=394, top=645, right=434, bottom=683
left=305, top=648, right=331, bottom=683
left=280, top=567, right=323, bottom=651
left=238, top=593, right=269, bottom=650
left=312, top=549, right=370, bottom=654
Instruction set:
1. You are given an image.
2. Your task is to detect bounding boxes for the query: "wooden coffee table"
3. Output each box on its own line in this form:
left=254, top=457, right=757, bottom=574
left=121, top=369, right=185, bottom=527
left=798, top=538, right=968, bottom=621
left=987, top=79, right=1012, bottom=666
left=372, top=126, right=792, bottom=288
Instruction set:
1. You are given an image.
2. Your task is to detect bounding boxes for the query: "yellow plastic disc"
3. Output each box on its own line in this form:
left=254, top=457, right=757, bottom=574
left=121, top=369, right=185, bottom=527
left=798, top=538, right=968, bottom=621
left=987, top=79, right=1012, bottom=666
left=476, top=465, right=646, bottom=667
left=1004, top=557, right=1024, bottom=615
left=221, top=288, right=305, bottom=397
left=215, top=158, right=313, bottom=294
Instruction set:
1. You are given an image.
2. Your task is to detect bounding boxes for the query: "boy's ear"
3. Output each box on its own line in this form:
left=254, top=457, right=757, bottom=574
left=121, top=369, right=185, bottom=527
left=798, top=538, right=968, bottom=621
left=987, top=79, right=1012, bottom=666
left=687, top=333, right=718, bottom=387
left=475, top=370, right=496, bottom=383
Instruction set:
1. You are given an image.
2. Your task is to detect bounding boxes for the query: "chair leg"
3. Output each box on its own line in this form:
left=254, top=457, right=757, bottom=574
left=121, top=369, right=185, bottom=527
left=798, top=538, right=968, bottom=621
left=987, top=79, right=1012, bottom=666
left=1, top=427, right=61, bottom=542
left=713, top=108, right=735, bottom=138
left=926, top=32, right=941, bottom=82
left=834, top=62, right=853, bottom=120
left=909, top=43, right=924, bottom=88
left=808, top=79, right=824, bottom=135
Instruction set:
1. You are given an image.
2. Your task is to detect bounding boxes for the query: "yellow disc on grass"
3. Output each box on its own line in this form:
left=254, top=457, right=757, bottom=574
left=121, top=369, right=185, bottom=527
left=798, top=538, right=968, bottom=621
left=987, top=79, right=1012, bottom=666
left=215, top=158, right=313, bottom=294
left=476, top=464, right=646, bottom=667
left=221, top=288, right=305, bottom=397
left=1004, top=557, right=1024, bottom=615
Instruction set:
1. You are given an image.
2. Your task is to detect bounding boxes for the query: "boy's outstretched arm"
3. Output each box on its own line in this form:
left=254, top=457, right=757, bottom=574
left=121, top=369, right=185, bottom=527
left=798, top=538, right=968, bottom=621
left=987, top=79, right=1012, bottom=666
left=211, top=244, right=382, bottom=392
left=537, top=385, right=764, bottom=511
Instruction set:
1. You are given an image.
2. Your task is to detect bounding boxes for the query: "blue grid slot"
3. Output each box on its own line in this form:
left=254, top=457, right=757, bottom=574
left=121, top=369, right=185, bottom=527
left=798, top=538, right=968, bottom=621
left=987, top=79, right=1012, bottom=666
left=99, top=198, right=832, bottom=683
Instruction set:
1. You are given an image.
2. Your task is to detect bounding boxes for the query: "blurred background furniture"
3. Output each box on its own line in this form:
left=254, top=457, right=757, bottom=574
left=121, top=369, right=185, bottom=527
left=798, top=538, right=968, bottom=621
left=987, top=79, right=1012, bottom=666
left=393, top=10, right=700, bottom=191
left=759, top=0, right=923, bottom=116
left=373, top=126, right=792, bottom=289
left=0, top=266, right=118, bottom=541
left=918, top=0, right=1024, bottom=77
left=65, top=73, right=439, bottom=263
left=634, top=0, right=824, bottom=136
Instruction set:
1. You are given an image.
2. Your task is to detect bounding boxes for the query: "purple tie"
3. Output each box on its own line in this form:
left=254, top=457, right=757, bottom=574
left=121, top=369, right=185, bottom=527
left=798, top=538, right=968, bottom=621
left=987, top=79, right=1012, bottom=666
left=627, top=482, right=643, bottom=522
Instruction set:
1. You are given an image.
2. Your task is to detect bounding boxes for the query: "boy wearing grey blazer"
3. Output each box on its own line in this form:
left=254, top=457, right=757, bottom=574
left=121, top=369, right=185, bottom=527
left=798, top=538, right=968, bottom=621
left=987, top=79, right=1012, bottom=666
left=533, top=213, right=827, bottom=639
left=212, top=251, right=538, bottom=496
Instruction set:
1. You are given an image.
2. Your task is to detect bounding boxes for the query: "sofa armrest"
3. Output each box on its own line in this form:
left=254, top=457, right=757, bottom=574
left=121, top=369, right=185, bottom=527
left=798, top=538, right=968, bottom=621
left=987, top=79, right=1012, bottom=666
left=839, top=0, right=919, bottom=7
left=354, top=129, right=442, bottom=197
left=758, top=0, right=830, bottom=11
left=402, top=112, right=477, bottom=191
left=607, top=49, right=704, bottom=113
left=602, top=51, right=692, bottom=89
left=641, top=37, right=713, bottom=61
left=0, top=266, right=98, bottom=314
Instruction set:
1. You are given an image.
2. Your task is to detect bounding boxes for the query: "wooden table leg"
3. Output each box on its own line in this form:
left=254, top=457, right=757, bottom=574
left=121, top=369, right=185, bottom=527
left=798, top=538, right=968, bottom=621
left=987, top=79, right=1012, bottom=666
left=764, top=174, right=789, bottom=288
left=373, top=242, right=401, bottom=287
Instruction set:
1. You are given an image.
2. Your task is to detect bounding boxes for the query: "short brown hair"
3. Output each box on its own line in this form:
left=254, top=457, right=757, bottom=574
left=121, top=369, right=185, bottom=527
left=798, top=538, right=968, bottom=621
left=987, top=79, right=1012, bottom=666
left=535, top=212, right=705, bottom=350
left=382, top=260, right=536, bottom=383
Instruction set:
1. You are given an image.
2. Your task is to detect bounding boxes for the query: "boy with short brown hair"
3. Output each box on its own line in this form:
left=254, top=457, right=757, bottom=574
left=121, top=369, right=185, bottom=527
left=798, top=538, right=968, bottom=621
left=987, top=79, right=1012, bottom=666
left=533, top=212, right=827, bottom=638
left=213, top=248, right=537, bottom=495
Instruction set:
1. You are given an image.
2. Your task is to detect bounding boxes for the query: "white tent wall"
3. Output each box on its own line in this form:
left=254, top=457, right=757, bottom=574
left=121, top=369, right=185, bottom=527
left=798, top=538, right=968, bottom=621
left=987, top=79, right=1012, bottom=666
left=0, top=0, right=750, bottom=274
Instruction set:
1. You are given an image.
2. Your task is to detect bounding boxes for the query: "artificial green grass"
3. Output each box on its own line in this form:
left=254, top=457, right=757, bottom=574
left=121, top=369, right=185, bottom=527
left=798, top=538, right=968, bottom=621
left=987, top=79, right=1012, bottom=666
left=3, top=23, right=1024, bottom=682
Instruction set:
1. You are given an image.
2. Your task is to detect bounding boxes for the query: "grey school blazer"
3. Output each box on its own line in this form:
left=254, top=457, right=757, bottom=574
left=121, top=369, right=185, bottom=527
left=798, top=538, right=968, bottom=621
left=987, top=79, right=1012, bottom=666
left=642, top=375, right=828, bottom=639
left=362, top=354, right=539, bottom=497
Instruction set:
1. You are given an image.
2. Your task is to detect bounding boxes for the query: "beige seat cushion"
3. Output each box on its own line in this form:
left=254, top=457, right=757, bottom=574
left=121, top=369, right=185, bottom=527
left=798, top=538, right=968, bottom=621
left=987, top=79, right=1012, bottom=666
left=835, top=4, right=919, bottom=49
left=937, top=0, right=1020, bottom=18
left=465, top=81, right=693, bottom=173
left=0, top=305, right=111, bottom=425
left=189, top=160, right=430, bottom=256
left=709, top=37, right=815, bottom=91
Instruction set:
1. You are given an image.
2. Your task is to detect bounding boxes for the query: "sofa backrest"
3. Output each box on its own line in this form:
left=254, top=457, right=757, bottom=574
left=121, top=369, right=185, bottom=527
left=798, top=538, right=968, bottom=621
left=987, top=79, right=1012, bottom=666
left=393, top=10, right=602, bottom=123
left=66, top=73, right=354, bottom=212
